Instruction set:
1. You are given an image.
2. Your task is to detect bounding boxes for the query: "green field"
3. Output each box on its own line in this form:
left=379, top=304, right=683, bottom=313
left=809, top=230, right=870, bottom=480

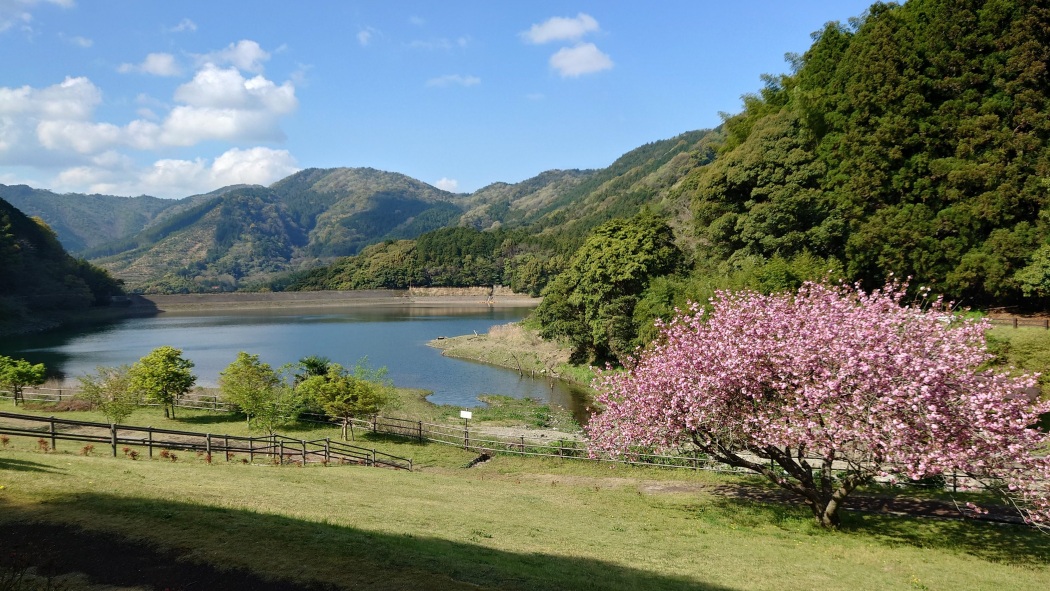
left=2, top=400, right=1049, bottom=591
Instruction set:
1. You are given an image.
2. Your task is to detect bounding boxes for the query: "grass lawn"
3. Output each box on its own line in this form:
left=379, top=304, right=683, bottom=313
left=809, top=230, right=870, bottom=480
left=2, top=400, right=1049, bottom=590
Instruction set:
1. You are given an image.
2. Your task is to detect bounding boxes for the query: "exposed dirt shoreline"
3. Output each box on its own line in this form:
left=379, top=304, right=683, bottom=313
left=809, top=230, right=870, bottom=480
left=131, top=287, right=540, bottom=312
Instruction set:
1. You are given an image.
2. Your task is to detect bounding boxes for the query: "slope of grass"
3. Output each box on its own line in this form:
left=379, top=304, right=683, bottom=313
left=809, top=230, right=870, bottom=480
left=2, top=403, right=1049, bottom=590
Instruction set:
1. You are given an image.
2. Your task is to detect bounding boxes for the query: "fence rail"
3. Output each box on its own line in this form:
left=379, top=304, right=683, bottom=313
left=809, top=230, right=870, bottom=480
left=988, top=317, right=1050, bottom=329
left=0, top=387, right=234, bottom=412
left=0, top=412, right=411, bottom=471
left=0, top=391, right=1020, bottom=491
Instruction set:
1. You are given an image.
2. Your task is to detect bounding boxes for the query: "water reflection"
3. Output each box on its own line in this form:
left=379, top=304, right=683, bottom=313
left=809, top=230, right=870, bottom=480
left=1, top=306, right=591, bottom=420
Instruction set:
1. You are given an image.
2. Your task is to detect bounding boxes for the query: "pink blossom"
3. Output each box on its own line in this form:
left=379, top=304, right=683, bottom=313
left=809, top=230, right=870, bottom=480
left=587, top=281, right=1050, bottom=528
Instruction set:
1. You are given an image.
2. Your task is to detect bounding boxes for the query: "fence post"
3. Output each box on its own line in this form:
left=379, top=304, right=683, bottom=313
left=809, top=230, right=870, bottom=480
left=225, top=435, right=230, bottom=461
left=49, top=416, right=56, bottom=451
left=249, top=437, right=255, bottom=464
left=301, top=440, right=307, bottom=465
left=371, top=449, right=376, bottom=467
left=110, top=423, right=117, bottom=457
left=148, top=427, right=153, bottom=459
left=418, top=421, right=423, bottom=443
left=325, top=438, right=331, bottom=464
left=520, top=436, right=525, bottom=454
left=206, top=433, right=212, bottom=459
left=279, top=440, right=284, bottom=465
left=1014, top=317, right=1019, bottom=328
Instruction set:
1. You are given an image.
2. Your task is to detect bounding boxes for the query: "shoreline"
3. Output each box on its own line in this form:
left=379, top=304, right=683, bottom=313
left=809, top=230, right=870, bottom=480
left=132, top=288, right=540, bottom=312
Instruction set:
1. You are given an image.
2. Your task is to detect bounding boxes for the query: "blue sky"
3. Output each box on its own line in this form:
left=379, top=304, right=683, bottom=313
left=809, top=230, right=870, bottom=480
left=0, top=0, right=876, bottom=198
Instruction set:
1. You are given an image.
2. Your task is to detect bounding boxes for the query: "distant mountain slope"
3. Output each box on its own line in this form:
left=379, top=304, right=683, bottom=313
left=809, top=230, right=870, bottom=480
left=92, top=187, right=306, bottom=292
left=272, top=167, right=461, bottom=257
left=85, top=168, right=465, bottom=292
left=0, top=184, right=255, bottom=254
left=0, top=185, right=179, bottom=253
left=0, top=197, right=123, bottom=328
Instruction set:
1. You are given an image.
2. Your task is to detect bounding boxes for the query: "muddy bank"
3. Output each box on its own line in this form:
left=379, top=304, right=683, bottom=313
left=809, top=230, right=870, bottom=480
left=133, top=288, right=540, bottom=312
left=429, top=323, right=595, bottom=389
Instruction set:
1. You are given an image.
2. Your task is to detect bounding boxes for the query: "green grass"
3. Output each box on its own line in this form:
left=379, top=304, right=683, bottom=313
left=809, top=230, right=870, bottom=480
left=2, top=400, right=1050, bottom=590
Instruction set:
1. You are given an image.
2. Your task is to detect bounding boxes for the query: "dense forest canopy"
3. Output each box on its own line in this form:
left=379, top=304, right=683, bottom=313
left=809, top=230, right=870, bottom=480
left=0, top=197, right=124, bottom=325
left=684, top=0, right=1050, bottom=308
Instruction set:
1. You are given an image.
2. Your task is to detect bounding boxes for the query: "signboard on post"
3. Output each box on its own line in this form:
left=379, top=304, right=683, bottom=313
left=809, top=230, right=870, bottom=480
left=460, top=410, right=472, bottom=419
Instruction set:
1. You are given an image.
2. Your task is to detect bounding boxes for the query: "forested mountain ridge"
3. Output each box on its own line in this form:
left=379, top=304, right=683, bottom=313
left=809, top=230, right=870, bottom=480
left=282, top=129, right=721, bottom=294
left=681, top=0, right=1050, bottom=307
left=0, top=185, right=180, bottom=253
left=77, top=167, right=467, bottom=292
left=9, top=0, right=1049, bottom=309
left=0, top=197, right=123, bottom=329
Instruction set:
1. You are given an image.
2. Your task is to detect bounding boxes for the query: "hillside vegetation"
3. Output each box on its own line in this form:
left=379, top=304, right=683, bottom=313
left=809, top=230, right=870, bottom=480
left=6, top=0, right=1049, bottom=327
left=0, top=197, right=123, bottom=330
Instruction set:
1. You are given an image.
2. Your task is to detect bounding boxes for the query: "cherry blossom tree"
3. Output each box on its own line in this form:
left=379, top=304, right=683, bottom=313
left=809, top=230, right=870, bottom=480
left=587, top=281, right=1050, bottom=528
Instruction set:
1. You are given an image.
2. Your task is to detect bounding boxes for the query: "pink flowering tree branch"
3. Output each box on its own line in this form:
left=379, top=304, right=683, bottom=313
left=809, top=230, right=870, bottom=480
left=587, top=281, right=1050, bottom=528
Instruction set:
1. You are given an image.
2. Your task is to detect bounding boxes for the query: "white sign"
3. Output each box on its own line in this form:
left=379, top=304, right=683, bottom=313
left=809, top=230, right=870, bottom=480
left=460, top=410, right=473, bottom=419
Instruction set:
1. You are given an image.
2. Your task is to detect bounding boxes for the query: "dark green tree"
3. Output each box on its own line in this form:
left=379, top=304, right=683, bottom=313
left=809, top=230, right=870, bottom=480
left=0, top=355, right=46, bottom=406
left=128, top=346, right=196, bottom=419
left=535, top=210, right=683, bottom=364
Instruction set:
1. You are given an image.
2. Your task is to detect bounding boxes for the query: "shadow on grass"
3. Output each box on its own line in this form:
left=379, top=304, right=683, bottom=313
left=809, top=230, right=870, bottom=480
left=172, top=412, right=243, bottom=426
left=0, top=493, right=732, bottom=591
left=699, top=495, right=1050, bottom=568
left=0, top=457, right=66, bottom=474
left=841, top=511, right=1050, bottom=567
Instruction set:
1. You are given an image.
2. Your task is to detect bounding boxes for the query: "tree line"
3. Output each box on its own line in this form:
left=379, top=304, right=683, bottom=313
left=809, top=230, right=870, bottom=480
left=6, top=347, right=392, bottom=442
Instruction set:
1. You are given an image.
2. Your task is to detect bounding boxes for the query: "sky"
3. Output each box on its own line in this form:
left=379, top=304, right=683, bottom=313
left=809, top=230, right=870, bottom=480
left=0, top=0, right=878, bottom=199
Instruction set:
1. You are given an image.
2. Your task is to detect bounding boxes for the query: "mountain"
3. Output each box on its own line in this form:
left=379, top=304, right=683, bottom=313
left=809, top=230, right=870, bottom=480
left=0, top=184, right=252, bottom=254
left=81, top=168, right=465, bottom=292
left=0, top=196, right=124, bottom=329
left=678, top=0, right=1050, bottom=307
left=0, top=185, right=179, bottom=253
left=283, top=129, right=722, bottom=294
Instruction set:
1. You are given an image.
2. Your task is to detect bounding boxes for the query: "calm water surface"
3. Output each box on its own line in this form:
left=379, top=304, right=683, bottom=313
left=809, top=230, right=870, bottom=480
left=1, top=305, right=590, bottom=416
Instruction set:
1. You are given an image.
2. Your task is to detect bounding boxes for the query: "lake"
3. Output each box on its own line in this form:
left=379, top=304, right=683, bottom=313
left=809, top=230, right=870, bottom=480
left=1, top=305, right=591, bottom=418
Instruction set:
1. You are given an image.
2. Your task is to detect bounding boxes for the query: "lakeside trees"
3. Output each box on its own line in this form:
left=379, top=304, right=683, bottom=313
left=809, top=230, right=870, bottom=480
left=587, top=281, right=1050, bottom=528
left=129, top=346, right=196, bottom=419
left=78, top=365, right=139, bottom=424
left=535, top=210, right=683, bottom=365
left=0, top=355, right=46, bottom=406
left=296, top=361, right=392, bottom=440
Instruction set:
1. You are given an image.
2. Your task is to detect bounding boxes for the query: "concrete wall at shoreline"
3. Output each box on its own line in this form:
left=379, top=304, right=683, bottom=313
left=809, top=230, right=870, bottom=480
left=131, top=287, right=539, bottom=310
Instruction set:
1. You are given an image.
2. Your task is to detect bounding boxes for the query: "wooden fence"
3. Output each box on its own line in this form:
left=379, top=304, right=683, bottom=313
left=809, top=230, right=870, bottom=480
left=349, top=414, right=751, bottom=474
left=0, top=387, right=233, bottom=411
left=0, top=412, right=411, bottom=471
left=0, top=391, right=1017, bottom=492
left=988, top=317, right=1050, bottom=329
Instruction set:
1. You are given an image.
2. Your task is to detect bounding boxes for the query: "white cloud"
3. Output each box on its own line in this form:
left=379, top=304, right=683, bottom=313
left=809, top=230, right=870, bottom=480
left=198, top=39, right=270, bottom=73
left=522, top=13, right=599, bottom=44
left=0, top=65, right=297, bottom=161
left=434, top=178, right=458, bottom=192
left=425, top=74, right=480, bottom=88
left=0, top=76, right=100, bottom=120
left=118, top=52, right=181, bottom=76
left=409, top=36, right=469, bottom=51
left=168, top=18, right=196, bottom=33
left=357, top=28, right=373, bottom=47
left=0, top=36, right=301, bottom=197
left=54, top=147, right=299, bottom=198
left=65, top=34, right=92, bottom=47
left=409, top=16, right=425, bottom=27
left=0, top=0, right=72, bottom=33
left=549, top=43, right=613, bottom=77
